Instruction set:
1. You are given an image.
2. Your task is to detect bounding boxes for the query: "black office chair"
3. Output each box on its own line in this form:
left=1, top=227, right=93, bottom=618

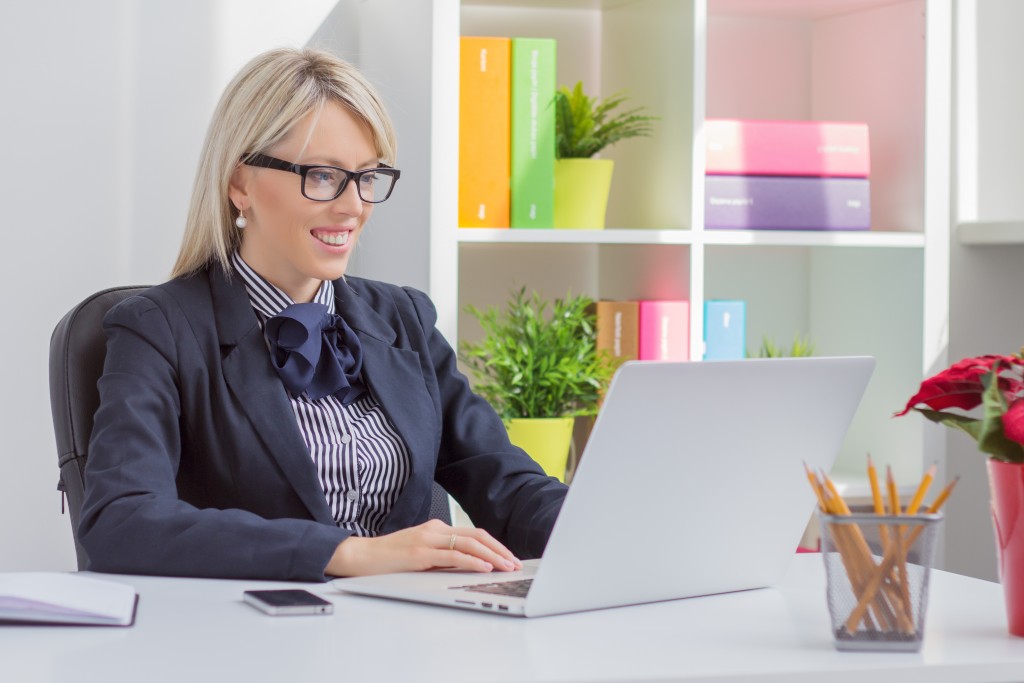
left=49, top=286, right=452, bottom=570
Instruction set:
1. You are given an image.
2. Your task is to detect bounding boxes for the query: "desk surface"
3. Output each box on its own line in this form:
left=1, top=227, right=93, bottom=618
left=4, top=555, right=1024, bottom=683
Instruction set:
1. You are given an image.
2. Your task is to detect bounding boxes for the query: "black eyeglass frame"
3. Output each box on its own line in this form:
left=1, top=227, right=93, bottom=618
left=242, top=153, right=400, bottom=203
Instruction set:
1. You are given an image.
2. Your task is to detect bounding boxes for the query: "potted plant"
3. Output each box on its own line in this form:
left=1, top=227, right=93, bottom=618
left=751, top=334, right=816, bottom=358
left=553, top=81, right=657, bottom=229
left=896, top=352, right=1024, bottom=637
left=459, top=287, right=616, bottom=482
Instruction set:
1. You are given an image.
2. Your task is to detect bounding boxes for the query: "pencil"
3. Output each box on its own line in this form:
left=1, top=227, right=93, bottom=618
left=926, top=475, right=959, bottom=513
left=886, top=465, right=901, bottom=515
left=868, top=455, right=891, bottom=549
left=804, top=461, right=828, bottom=512
left=906, top=463, right=937, bottom=515
left=867, top=455, right=886, bottom=516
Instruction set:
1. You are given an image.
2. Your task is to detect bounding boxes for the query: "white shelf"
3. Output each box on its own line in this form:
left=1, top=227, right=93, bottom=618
left=957, top=221, right=1024, bottom=245
left=457, top=228, right=694, bottom=245
left=702, top=230, right=926, bottom=248
left=457, top=229, right=926, bottom=248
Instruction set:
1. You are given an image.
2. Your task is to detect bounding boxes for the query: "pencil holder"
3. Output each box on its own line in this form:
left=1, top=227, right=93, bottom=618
left=819, top=511, right=943, bottom=651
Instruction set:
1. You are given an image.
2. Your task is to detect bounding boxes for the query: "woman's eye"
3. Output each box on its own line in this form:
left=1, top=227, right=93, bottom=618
left=360, top=172, right=377, bottom=186
left=309, top=169, right=337, bottom=186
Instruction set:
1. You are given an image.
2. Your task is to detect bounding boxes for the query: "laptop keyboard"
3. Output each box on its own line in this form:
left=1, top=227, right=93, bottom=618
left=450, top=578, right=533, bottom=598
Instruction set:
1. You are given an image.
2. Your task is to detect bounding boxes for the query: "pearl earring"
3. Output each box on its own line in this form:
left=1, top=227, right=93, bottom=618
left=235, top=212, right=248, bottom=229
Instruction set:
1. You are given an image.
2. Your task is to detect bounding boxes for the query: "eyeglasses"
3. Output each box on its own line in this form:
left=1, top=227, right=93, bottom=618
left=242, top=153, right=400, bottom=203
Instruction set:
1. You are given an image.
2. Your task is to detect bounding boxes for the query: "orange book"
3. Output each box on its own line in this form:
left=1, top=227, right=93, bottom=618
left=459, top=36, right=511, bottom=228
left=592, top=300, right=639, bottom=364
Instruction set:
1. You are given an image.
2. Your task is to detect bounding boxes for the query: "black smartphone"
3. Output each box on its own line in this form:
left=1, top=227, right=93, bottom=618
left=243, top=589, right=334, bottom=616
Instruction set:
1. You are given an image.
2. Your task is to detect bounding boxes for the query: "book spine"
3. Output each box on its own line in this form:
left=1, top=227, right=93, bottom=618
left=511, top=38, right=556, bottom=229
left=705, top=119, right=870, bottom=177
left=703, top=300, right=746, bottom=360
left=638, top=301, right=689, bottom=361
left=592, top=300, right=639, bottom=363
left=459, top=37, right=511, bottom=228
left=704, top=176, right=871, bottom=231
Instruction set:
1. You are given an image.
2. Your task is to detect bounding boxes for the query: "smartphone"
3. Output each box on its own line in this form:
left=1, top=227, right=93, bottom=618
left=243, top=589, right=334, bottom=616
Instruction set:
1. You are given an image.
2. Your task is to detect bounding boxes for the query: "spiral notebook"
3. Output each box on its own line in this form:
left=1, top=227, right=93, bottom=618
left=335, top=356, right=875, bottom=617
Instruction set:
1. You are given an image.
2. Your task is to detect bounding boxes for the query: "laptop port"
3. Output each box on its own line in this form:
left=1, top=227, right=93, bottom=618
left=482, top=602, right=493, bottom=609
left=498, top=605, right=509, bottom=612
left=454, top=600, right=474, bottom=606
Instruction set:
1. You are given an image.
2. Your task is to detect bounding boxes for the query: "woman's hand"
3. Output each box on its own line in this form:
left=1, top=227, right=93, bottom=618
left=326, top=519, right=523, bottom=577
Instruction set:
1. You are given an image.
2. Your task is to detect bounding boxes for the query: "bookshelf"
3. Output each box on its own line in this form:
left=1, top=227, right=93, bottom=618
left=323, top=0, right=951, bottom=494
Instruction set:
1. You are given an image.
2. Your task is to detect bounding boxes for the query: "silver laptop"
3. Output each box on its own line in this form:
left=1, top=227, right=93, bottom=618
left=334, top=356, right=874, bottom=617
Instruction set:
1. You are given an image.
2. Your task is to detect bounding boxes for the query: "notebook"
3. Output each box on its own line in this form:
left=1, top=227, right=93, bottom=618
left=0, top=573, right=139, bottom=626
left=334, top=356, right=874, bottom=617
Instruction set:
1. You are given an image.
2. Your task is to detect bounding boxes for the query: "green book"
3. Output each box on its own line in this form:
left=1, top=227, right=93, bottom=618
left=510, top=38, right=556, bottom=228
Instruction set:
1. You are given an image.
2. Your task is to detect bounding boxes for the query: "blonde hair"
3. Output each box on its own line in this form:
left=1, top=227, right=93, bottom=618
left=171, top=48, right=397, bottom=279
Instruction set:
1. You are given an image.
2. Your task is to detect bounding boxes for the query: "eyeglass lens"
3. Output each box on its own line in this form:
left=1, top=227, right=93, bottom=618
left=303, top=167, right=396, bottom=203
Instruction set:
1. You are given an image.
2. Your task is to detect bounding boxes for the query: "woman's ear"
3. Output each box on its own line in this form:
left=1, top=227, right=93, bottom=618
left=228, top=163, right=252, bottom=211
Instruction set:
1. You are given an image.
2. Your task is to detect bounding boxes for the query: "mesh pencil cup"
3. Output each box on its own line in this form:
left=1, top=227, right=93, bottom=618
left=818, top=511, right=943, bottom=652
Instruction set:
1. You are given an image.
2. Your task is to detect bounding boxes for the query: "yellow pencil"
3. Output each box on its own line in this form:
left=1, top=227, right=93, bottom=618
left=804, top=461, right=829, bottom=512
left=867, top=454, right=886, bottom=516
left=886, top=465, right=901, bottom=515
left=906, top=462, right=937, bottom=515
left=822, top=471, right=852, bottom=515
left=868, top=455, right=892, bottom=549
left=926, top=475, right=960, bottom=513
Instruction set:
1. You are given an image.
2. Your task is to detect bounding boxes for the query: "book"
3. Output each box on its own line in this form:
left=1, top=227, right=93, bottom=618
left=459, top=36, right=511, bottom=228
left=638, top=300, right=689, bottom=361
left=704, top=175, right=871, bottom=231
left=703, top=300, right=746, bottom=360
left=510, top=38, right=556, bottom=229
left=0, top=572, right=138, bottom=626
left=592, top=300, right=639, bottom=363
left=705, top=119, right=870, bottom=178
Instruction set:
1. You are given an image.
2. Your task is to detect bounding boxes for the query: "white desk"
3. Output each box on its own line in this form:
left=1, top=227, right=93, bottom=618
left=4, top=555, right=1024, bottom=683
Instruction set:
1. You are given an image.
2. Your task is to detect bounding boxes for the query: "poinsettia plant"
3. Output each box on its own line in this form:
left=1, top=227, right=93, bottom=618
left=896, top=353, right=1024, bottom=463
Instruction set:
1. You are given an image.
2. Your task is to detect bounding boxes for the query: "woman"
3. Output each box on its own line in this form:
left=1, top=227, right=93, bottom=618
left=78, top=47, right=567, bottom=581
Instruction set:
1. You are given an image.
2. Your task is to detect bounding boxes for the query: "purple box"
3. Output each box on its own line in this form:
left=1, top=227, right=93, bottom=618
left=705, top=175, right=870, bottom=231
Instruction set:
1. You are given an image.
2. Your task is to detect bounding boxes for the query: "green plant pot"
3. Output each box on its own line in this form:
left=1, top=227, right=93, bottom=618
left=554, top=158, right=614, bottom=229
left=506, top=417, right=575, bottom=483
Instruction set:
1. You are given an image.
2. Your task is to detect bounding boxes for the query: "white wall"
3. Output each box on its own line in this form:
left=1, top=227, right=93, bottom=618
left=0, top=0, right=335, bottom=571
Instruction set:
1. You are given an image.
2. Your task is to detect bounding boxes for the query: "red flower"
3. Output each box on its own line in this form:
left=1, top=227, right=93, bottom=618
left=896, top=353, right=1024, bottom=463
left=1004, top=400, right=1024, bottom=445
left=895, top=355, right=1022, bottom=417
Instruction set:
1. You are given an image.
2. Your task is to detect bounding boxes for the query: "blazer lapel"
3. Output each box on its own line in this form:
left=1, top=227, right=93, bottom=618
left=209, top=269, right=336, bottom=526
left=333, top=279, right=437, bottom=532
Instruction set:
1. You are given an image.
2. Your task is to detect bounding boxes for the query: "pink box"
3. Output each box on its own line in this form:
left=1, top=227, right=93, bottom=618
left=638, top=300, right=689, bottom=361
left=705, top=119, right=870, bottom=177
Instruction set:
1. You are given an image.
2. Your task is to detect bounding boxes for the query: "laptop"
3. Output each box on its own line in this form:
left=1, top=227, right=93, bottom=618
left=334, top=356, right=874, bottom=617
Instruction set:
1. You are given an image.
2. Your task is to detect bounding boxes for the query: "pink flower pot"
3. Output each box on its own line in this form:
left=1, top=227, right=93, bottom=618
left=988, top=459, right=1024, bottom=637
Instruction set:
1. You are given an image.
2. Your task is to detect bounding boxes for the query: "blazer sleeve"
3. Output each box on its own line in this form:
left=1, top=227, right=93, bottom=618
left=402, top=287, right=568, bottom=559
left=77, top=295, right=349, bottom=580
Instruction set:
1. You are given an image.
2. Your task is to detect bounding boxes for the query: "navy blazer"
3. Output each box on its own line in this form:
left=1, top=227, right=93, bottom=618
left=78, top=265, right=567, bottom=581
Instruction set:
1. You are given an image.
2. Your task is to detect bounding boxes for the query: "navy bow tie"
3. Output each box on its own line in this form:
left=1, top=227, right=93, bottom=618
left=264, top=302, right=367, bottom=404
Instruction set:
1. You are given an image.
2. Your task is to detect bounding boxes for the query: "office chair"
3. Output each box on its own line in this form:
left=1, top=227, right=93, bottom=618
left=49, top=286, right=452, bottom=570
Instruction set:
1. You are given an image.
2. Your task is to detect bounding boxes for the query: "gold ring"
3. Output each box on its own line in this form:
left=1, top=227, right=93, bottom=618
left=448, top=534, right=457, bottom=551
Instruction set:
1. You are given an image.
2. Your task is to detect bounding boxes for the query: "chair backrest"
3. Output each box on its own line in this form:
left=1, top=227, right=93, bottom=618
left=49, top=286, right=451, bottom=570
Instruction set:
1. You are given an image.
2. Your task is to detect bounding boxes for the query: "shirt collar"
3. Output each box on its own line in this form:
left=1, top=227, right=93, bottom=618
left=231, top=251, right=334, bottom=320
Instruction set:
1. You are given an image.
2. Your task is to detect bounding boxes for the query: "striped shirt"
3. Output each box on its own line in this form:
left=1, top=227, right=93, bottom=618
left=232, top=252, right=410, bottom=536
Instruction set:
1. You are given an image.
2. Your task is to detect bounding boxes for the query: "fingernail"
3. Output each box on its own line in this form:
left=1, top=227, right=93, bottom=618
left=503, top=559, right=515, bottom=570
left=483, top=562, right=493, bottom=571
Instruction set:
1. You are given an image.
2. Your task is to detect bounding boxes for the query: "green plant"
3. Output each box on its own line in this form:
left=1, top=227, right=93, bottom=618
left=752, top=334, right=816, bottom=358
left=554, top=81, right=657, bottom=159
left=459, top=288, right=616, bottom=420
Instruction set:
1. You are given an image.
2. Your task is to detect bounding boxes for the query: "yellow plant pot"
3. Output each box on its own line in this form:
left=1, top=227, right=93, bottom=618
left=506, top=417, right=575, bottom=483
left=554, top=158, right=614, bottom=229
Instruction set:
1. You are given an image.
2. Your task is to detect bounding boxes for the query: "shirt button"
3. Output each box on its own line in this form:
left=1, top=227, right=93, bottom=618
left=346, top=490, right=358, bottom=502
left=340, top=434, right=352, bottom=445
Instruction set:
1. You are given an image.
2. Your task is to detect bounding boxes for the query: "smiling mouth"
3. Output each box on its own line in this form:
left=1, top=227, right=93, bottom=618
left=314, top=231, right=350, bottom=246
